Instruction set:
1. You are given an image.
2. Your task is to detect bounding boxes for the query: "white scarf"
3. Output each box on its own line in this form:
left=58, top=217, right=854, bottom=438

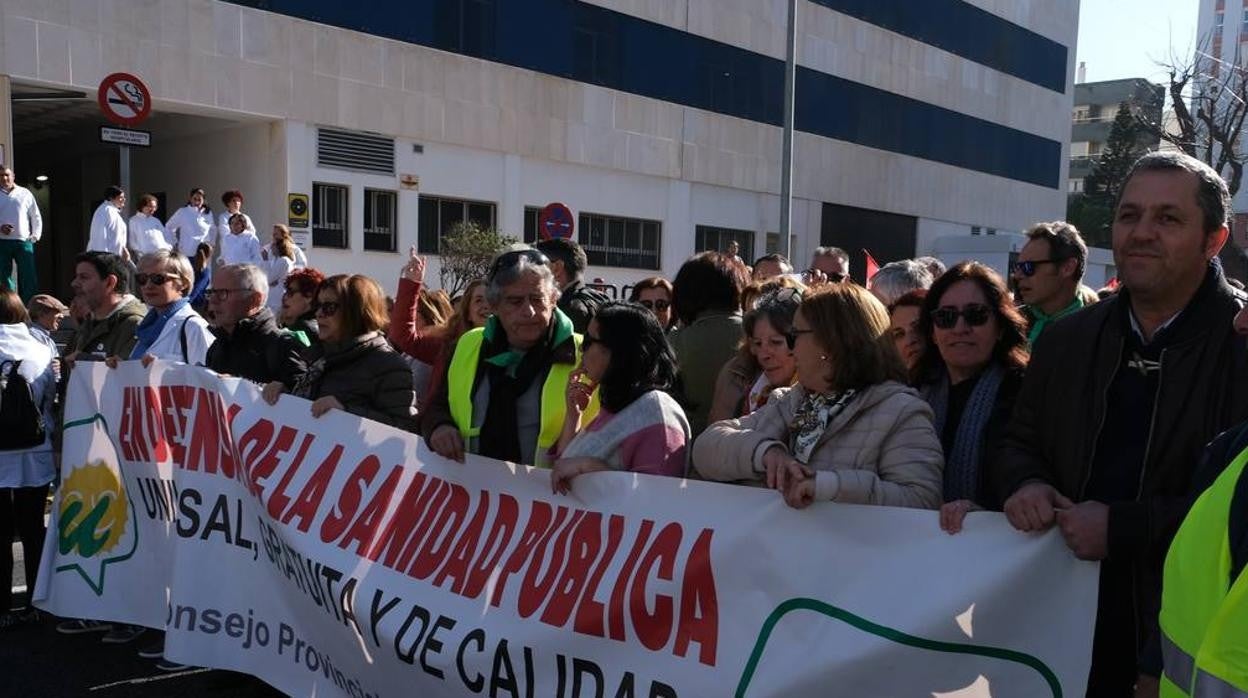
left=0, top=322, right=53, bottom=383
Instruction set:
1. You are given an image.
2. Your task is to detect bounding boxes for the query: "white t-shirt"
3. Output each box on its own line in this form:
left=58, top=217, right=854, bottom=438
left=0, top=185, right=42, bottom=242
left=219, top=230, right=262, bottom=265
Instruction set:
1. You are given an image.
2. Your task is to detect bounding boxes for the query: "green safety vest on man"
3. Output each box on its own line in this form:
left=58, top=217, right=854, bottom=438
left=1158, top=437, right=1248, bottom=697
left=446, top=313, right=597, bottom=469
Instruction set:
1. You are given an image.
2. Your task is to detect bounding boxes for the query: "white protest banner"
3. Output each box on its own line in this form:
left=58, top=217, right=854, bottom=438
left=37, top=362, right=1098, bottom=697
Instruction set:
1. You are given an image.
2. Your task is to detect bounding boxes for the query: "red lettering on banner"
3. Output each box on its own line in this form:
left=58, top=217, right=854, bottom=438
left=264, top=432, right=317, bottom=519
left=118, top=387, right=143, bottom=461
left=367, top=475, right=448, bottom=569
left=237, top=419, right=276, bottom=497
left=572, top=513, right=624, bottom=638
left=338, top=465, right=404, bottom=555
left=461, top=493, right=519, bottom=600
left=432, top=490, right=490, bottom=593
left=518, top=509, right=584, bottom=618
left=185, top=389, right=227, bottom=475
left=490, top=501, right=556, bottom=608
left=630, top=522, right=681, bottom=652
left=408, top=483, right=471, bottom=580
left=142, top=387, right=169, bottom=462
left=609, top=519, right=654, bottom=641
left=281, top=445, right=344, bottom=533
left=319, top=455, right=381, bottom=543
left=673, top=528, right=719, bottom=666
left=541, top=512, right=602, bottom=628
left=158, top=386, right=194, bottom=467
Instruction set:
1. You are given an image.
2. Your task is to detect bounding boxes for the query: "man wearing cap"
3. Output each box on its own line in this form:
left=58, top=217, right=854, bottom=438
left=422, top=247, right=595, bottom=468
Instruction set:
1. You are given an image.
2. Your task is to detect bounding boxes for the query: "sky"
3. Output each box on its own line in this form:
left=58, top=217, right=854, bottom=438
left=1075, top=0, right=1201, bottom=84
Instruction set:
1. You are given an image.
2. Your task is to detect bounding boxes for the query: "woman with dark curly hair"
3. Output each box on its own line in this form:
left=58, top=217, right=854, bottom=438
left=912, top=261, right=1030, bottom=533
left=551, top=302, right=689, bottom=493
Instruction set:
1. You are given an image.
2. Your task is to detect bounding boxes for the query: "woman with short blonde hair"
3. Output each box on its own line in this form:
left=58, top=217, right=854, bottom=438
left=107, top=250, right=214, bottom=365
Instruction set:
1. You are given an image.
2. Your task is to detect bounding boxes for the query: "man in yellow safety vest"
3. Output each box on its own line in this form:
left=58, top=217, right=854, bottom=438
left=1153, top=422, right=1248, bottom=697
left=421, top=247, right=595, bottom=468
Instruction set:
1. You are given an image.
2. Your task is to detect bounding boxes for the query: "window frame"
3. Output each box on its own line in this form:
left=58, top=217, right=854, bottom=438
left=363, top=188, right=399, bottom=253
left=578, top=211, right=662, bottom=270
left=312, top=181, right=350, bottom=250
left=416, top=194, right=498, bottom=254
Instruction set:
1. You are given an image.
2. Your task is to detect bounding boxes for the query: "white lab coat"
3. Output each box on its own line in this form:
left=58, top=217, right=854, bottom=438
left=87, top=201, right=128, bottom=256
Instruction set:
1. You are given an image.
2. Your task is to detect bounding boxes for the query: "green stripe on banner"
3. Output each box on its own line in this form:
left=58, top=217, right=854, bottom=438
left=735, top=597, right=1063, bottom=697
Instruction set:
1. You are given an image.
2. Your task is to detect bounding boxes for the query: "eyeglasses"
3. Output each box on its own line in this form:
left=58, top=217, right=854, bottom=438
left=638, top=299, right=670, bottom=311
left=135, top=273, right=173, bottom=287
left=313, top=300, right=341, bottom=317
left=785, top=327, right=815, bottom=350
left=1015, top=259, right=1060, bottom=277
left=488, top=249, right=550, bottom=282
left=204, top=288, right=246, bottom=301
left=931, top=304, right=992, bottom=330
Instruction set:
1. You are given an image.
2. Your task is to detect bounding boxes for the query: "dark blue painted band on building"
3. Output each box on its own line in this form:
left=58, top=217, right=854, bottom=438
left=228, top=0, right=1063, bottom=188
left=808, top=0, right=1068, bottom=94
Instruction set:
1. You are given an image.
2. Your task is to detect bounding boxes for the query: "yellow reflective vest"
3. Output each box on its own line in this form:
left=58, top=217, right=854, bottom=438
left=1159, top=443, right=1248, bottom=697
left=446, top=327, right=596, bottom=469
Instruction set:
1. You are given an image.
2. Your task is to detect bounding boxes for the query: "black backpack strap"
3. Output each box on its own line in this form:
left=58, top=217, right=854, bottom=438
left=179, top=318, right=190, bottom=363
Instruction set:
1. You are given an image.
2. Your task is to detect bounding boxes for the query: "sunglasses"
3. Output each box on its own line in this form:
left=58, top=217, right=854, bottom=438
left=931, top=304, right=992, bottom=330
left=1015, top=259, right=1060, bottom=277
left=488, top=249, right=549, bottom=282
left=135, top=273, right=173, bottom=287
left=785, top=327, right=815, bottom=350
left=313, top=300, right=341, bottom=317
left=638, top=299, right=670, bottom=311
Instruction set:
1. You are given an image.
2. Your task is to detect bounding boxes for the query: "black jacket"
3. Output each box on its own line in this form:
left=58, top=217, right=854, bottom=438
left=293, top=333, right=418, bottom=432
left=557, top=280, right=611, bottom=333
left=205, top=308, right=307, bottom=388
left=990, top=265, right=1248, bottom=668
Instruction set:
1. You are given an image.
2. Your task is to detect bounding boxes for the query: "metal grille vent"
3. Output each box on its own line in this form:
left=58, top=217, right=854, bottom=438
left=317, top=127, right=395, bottom=175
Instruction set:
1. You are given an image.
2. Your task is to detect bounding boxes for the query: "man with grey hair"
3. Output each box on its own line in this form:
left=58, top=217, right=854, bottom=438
left=204, top=263, right=306, bottom=387
left=869, top=259, right=933, bottom=307
left=423, top=247, right=594, bottom=467
left=991, top=151, right=1248, bottom=695
left=809, top=246, right=849, bottom=284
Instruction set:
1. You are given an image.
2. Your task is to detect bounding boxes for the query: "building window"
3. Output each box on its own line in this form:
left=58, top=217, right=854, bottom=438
left=572, top=5, right=621, bottom=85
left=434, top=0, right=497, bottom=59
left=363, top=189, right=398, bottom=252
left=695, top=225, right=755, bottom=262
left=417, top=195, right=496, bottom=254
left=1072, top=105, right=1090, bottom=122
left=765, top=232, right=797, bottom=258
left=523, top=206, right=541, bottom=243
left=312, top=183, right=349, bottom=249
left=1069, top=179, right=1085, bottom=194
left=579, top=213, right=661, bottom=270
left=1217, top=10, right=1226, bottom=31
left=1070, top=141, right=1091, bottom=158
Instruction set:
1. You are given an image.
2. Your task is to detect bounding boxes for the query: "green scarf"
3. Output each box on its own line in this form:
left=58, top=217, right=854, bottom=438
left=1027, top=297, right=1083, bottom=345
left=481, top=309, right=575, bottom=376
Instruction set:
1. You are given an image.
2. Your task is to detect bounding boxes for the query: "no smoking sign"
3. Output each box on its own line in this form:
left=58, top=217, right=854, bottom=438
left=97, top=72, right=152, bottom=128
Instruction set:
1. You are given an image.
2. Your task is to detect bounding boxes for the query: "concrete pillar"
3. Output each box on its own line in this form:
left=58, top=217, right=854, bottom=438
left=0, top=75, right=13, bottom=169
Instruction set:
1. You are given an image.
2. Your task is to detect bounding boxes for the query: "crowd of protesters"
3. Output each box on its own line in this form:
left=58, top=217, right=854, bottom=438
left=0, top=149, right=1246, bottom=695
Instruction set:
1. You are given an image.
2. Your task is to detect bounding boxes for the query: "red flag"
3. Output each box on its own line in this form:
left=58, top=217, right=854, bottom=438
left=864, top=249, right=881, bottom=287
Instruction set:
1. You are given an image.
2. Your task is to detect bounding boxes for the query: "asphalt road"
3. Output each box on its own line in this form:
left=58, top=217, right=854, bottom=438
left=6, top=542, right=284, bottom=697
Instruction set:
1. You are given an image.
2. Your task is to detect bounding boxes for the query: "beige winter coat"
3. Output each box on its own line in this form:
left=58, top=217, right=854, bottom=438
left=693, top=380, right=943, bottom=509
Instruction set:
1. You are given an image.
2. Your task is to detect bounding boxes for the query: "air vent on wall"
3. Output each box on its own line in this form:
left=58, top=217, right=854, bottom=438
left=317, top=127, right=395, bottom=175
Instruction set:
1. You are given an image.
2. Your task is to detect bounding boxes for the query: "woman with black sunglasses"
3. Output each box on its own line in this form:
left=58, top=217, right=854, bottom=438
left=550, top=302, right=689, bottom=494
left=628, top=277, right=674, bottom=330
left=261, top=274, right=417, bottom=431
left=912, top=261, right=1030, bottom=534
left=105, top=250, right=215, bottom=367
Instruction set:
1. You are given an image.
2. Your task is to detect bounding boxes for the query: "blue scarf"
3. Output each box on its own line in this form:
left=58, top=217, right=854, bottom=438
left=922, top=363, right=1005, bottom=502
left=130, top=299, right=189, bottom=359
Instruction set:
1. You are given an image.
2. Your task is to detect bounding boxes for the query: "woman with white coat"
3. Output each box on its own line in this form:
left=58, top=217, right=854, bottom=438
left=260, top=225, right=298, bottom=314
left=106, top=250, right=214, bottom=366
left=164, top=188, right=214, bottom=258
left=128, top=193, right=171, bottom=258
left=0, top=288, right=57, bottom=629
left=216, top=190, right=255, bottom=251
